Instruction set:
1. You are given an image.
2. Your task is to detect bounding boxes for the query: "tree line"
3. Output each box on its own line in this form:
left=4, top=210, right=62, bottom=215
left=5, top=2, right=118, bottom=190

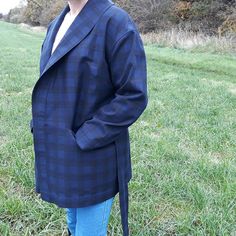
left=2, top=0, right=236, bottom=35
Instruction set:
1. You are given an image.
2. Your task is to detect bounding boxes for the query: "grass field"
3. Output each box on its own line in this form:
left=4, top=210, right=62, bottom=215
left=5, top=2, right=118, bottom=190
left=0, top=20, right=236, bottom=236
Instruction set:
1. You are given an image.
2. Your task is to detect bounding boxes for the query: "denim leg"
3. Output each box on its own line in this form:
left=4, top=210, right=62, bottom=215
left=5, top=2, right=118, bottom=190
left=74, top=196, right=115, bottom=236
left=66, top=208, right=77, bottom=236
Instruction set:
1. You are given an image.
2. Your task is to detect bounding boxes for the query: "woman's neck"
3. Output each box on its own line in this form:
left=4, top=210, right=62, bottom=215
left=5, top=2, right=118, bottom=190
left=68, top=0, right=89, bottom=16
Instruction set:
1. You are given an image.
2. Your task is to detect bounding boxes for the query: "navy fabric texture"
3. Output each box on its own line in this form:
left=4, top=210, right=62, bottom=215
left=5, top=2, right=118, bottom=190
left=30, top=0, right=148, bottom=235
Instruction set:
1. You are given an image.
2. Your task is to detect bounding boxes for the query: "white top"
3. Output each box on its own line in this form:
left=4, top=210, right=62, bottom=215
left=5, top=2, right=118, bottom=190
left=51, top=11, right=79, bottom=55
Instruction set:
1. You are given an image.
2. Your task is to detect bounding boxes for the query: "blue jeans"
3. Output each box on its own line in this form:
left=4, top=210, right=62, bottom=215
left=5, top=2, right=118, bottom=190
left=66, top=196, right=115, bottom=236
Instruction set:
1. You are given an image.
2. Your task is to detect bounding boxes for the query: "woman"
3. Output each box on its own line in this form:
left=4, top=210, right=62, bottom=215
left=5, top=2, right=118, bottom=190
left=30, top=0, right=148, bottom=235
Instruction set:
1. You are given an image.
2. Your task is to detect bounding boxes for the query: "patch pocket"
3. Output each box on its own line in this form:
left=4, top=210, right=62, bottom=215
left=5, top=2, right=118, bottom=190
left=43, top=124, right=80, bottom=152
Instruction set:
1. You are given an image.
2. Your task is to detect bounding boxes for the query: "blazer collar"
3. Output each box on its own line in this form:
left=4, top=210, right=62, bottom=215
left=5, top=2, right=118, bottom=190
left=40, top=0, right=114, bottom=78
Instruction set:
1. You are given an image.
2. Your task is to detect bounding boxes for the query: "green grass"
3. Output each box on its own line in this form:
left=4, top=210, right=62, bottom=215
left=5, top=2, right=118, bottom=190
left=0, top=20, right=236, bottom=235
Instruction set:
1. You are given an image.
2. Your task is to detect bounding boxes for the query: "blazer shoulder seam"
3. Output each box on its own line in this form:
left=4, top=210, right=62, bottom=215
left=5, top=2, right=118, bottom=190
left=110, top=29, right=138, bottom=58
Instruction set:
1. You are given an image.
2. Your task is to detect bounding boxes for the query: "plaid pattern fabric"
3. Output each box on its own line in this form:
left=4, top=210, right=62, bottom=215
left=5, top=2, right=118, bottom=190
left=30, top=0, right=148, bottom=235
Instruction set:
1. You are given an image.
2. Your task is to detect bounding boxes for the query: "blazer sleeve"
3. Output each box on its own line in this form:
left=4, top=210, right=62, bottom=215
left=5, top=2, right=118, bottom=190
left=74, top=29, right=148, bottom=150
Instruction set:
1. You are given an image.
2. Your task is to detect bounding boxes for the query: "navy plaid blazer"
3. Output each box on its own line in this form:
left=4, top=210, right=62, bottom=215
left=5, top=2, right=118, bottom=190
left=30, top=0, right=148, bottom=235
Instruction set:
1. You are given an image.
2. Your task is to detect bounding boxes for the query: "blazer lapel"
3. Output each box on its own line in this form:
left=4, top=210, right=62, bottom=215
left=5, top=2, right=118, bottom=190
left=40, top=0, right=114, bottom=78
left=40, top=5, right=69, bottom=74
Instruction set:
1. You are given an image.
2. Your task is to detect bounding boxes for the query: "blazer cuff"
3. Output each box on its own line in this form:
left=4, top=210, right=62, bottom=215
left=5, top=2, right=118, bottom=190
left=74, top=129, right=91, bottom=151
